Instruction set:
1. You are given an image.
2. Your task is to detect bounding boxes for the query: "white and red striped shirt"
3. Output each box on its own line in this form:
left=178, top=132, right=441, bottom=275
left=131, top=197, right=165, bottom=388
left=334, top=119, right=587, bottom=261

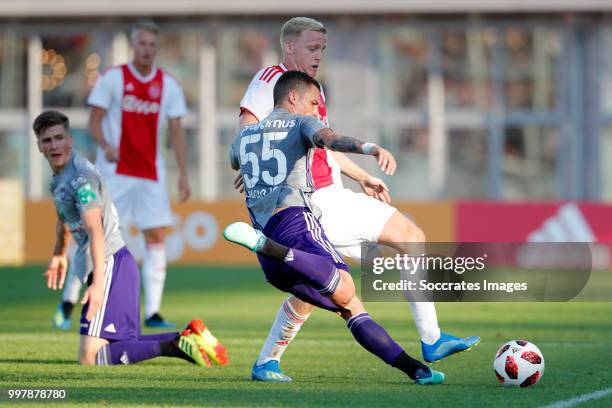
left=87, top=63, right=187, bottom=181
left=239, top=63, right=343, bottom=190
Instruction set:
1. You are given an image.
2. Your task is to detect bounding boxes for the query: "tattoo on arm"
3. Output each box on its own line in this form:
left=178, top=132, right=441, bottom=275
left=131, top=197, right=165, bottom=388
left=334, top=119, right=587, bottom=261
left=313, top=128, right=367, bottom=154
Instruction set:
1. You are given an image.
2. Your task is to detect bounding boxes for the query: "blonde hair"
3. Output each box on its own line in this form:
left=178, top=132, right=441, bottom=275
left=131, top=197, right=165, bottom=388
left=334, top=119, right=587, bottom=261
left=130, top=20, right=160, bottom=44
left=280, top=17, right=326, bottom=51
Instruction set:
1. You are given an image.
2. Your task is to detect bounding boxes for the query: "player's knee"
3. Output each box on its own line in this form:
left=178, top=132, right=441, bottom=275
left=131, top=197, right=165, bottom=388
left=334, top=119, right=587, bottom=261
left=288, top=296, right=314, bottom=315
left=345, top=296, right=365, bottom=314
left=330, top=270, right=355, bottom=308
left=78, top=352, right=96, bottom=365
left=79, top=337, right=106, bottom=365
left=338, top=296, right=366, bottom=320
left=380, top=212, right=426, bottom=248
left=409, top=223, right=426, bottom=243
left=397, top=216, right=425, bottom=243
left=333, top=291, right=352, bottom=309
left=143, top=228, right=165, bottom=244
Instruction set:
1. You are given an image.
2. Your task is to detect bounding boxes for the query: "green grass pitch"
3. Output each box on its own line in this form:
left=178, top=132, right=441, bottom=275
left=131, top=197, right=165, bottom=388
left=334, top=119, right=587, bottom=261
left=1, top=265, right=611, bottom=407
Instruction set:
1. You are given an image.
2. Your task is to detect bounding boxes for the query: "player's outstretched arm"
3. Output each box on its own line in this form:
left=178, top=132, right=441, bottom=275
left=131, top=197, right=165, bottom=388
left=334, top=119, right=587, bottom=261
left=329, top=151, right=392, bottom=203
left=44, top=218, right=70, bottom=290
left=80, top=207, right=106, bottom=321
left=359, top=175, right=392, bottom=204
left=330, top=151, right=368, bottom=180
left=313, top=128, right=397, bottom=175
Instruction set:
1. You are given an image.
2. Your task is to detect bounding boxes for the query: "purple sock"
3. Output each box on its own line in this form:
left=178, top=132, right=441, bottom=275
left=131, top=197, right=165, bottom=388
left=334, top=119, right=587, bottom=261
left=285, top=248, right=340, bottom=295
left=96, top=340, right=162, bottom=365
left=347, top=312, right=404, bottom=365
left=139, top=332, right=178, bottom=342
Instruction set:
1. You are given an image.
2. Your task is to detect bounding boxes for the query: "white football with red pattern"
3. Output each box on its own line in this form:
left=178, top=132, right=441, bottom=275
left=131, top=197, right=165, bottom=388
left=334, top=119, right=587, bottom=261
left=493, top=340, right=545, bottom=387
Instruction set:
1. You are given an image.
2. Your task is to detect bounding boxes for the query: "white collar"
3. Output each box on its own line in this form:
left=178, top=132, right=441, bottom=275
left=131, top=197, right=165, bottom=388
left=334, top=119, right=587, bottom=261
left=127, top=62, right=158, bottom=83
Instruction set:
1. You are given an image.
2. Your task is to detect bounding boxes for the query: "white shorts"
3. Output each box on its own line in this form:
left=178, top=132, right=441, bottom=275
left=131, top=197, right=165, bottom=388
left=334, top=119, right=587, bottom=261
left=311, top=187, right=397, bottom=260
left=103, top=171, right=173, bottom=231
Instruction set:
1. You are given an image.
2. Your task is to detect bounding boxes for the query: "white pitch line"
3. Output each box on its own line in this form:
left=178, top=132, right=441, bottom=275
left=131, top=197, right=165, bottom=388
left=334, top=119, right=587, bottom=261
left=539, top=387, right=612, bottom=408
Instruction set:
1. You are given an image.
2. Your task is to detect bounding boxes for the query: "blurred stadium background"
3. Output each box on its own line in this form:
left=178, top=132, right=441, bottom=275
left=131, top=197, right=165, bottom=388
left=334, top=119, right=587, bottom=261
left=1, top=1, right=612, bottom=265
left=1, top=3, right=612, bottom=407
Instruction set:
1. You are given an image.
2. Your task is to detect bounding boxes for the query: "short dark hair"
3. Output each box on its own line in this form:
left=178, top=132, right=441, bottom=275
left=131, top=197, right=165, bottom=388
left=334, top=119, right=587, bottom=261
left=273, top=71, right=321, bottom=106
left=33, top=110, right=70, bottom=137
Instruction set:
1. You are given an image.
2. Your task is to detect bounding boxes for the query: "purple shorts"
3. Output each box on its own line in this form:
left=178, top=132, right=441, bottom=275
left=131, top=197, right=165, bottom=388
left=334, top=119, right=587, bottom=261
left=80, top=246, right=140, bottom=341
left=258, top=207, right=349, bottom=312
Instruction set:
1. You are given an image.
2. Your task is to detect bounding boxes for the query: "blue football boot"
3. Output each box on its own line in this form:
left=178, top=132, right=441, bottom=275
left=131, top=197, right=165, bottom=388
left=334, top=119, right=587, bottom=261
left=52, top=303, right=71, bottom=330
left=144, top=313, right=176, bottom=329
left=251, top=360, right=293, bottom=382
left=422, top=332, right=481, bottom=363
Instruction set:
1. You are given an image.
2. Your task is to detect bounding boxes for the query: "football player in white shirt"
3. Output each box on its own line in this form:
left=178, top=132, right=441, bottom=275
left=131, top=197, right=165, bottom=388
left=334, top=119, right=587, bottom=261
left=238, top=17, right=480, bottom=382
left=53, top=21, right=190, bottom=330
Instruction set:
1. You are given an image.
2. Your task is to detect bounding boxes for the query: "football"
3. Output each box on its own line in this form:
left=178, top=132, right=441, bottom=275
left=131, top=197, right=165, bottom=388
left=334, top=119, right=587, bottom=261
left=493, top=340, right=545, bottom=387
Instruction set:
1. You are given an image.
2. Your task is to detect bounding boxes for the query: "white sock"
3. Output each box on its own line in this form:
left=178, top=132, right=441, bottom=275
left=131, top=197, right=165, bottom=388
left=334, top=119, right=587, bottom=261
left=142, top=243, right=166, bottom=319
left=409, top=302, right=441, bottom=345
left=256, top=298, right=310, bottom=366
left=61, top=263, right=83, bottom=304
left=401, top=250, right=441, bottom=345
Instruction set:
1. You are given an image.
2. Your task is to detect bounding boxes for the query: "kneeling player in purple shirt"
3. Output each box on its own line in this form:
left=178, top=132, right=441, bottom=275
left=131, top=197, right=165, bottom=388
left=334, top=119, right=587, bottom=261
left=35, top=110, right=227, bottom=367
left=225, top=71, right=443, bottom=384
